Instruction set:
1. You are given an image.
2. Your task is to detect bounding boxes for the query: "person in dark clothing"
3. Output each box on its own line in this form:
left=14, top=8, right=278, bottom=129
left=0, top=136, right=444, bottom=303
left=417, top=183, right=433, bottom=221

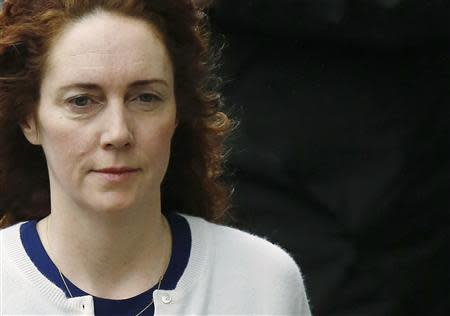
left=207, top=1, right=450, bottom=315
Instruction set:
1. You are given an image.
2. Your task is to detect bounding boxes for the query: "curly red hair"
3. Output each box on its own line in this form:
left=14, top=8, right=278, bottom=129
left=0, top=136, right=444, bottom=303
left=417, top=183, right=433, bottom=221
left=0, top=0, right=232, bottom=228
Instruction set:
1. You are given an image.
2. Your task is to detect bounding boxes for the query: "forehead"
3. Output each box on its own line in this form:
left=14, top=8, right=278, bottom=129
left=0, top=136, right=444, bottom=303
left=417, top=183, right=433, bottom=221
left=44, top=11, right=173, bottom=86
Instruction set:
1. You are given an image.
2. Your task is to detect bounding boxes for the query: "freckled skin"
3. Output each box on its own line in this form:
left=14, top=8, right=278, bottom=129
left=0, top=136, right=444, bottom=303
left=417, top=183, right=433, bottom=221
left=23, top=12, right=177, bottom=215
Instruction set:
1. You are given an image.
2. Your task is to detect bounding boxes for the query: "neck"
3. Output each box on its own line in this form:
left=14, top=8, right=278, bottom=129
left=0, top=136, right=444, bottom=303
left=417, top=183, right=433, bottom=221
left=37, top=201, right=171, bottom=299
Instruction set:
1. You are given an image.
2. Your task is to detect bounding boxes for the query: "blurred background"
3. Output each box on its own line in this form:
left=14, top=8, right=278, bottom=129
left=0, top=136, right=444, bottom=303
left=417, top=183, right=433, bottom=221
left=206, top=1, right=449, bottom=315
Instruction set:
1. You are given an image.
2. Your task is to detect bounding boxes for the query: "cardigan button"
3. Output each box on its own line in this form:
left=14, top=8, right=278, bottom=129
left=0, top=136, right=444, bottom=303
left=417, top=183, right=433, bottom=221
left=161, top=294, right=172, bottom=304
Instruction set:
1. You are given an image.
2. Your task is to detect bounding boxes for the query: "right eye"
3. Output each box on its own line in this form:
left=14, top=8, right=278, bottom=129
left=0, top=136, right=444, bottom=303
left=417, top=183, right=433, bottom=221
left=68, top=95, right=92, bottom=107
left=65, top=95, right=103, bottom=115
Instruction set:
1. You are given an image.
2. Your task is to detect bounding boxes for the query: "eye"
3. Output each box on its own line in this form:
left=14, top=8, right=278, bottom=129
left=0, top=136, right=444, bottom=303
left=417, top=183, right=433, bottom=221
left=68, top=95, right=93, bottom=107
left=65, top=95, right=102, bottom=115
left=136, top=93, right=160, bottom=103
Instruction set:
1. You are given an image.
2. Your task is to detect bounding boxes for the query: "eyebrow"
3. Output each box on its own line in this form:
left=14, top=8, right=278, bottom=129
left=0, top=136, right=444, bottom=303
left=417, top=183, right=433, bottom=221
left=56, top=79, right=169, bottom=95
left=129, top=79, right=169, bottom=89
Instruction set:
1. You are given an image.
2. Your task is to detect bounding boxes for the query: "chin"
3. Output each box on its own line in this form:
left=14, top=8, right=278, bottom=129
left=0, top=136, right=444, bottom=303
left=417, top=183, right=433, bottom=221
left=90, top=194, right=140, bottom=215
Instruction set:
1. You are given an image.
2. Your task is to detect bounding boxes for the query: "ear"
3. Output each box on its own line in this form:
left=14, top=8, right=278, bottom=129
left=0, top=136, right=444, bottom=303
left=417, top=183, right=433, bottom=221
left=20, top=114, right=41, bottom=145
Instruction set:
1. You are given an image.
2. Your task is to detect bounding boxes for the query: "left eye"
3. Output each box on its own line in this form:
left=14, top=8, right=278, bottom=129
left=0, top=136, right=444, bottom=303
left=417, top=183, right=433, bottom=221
left=136, top=93, right=159, bottom=103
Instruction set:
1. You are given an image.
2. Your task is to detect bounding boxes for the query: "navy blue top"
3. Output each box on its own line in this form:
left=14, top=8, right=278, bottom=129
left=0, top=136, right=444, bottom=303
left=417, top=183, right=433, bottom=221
left=20, top=212, right=191, bottom=316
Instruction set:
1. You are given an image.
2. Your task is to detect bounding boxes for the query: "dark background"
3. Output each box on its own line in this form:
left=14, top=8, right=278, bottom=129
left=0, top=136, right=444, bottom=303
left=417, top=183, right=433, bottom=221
left=208, top=1, right=450, bottom=315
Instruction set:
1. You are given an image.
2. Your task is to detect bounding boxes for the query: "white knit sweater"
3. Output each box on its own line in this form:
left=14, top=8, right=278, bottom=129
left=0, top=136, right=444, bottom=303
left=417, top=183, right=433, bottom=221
left=0, top=214, right=311, bottom=315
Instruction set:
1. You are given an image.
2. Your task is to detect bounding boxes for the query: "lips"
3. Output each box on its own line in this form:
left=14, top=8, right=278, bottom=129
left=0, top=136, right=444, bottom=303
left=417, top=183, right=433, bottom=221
left=92, top=167, right=139, bottom=182
left=94, top=167, right=139, bottom=174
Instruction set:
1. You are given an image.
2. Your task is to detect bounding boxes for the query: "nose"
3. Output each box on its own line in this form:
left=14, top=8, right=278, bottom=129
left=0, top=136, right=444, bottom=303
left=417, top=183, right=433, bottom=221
left=100, top=102, right=134, bottom=150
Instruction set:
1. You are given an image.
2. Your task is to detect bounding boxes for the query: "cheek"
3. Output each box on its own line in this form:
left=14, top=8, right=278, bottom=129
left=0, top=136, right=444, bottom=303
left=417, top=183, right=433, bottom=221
left=158, top=117, right=176, bottom=148
left=143, top=120, right=176, bottom=164
left=39, top=120, right=94, bottom=170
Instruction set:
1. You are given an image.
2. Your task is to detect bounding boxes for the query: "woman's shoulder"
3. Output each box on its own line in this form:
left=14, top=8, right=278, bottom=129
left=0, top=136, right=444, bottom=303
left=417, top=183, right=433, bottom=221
left=1, top=222, right=27, bottom=271
left=178, top=214, right=311, bottom=315
left=0, top=221, right=23, bottom=239
left=1, top=222, right=27, bottom=258
left=181, top=214, right=302, bottom=276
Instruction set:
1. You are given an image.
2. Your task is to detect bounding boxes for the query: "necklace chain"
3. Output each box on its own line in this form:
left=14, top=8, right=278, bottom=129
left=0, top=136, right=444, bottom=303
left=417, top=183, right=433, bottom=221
left=46, top=216, right=168, bottom=316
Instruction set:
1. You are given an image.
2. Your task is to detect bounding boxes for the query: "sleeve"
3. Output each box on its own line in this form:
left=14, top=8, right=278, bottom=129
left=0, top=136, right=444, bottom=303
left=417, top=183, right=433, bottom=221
left=255, top=235, right=312, bottom=316
left=275, top=252, right=312, bottom=316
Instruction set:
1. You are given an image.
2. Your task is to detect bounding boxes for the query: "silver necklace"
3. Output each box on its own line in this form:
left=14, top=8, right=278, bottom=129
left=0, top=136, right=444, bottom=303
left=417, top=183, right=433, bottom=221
left=57, top=270, right=162, bottom=316
left=46, top=216, right=169, bottom=316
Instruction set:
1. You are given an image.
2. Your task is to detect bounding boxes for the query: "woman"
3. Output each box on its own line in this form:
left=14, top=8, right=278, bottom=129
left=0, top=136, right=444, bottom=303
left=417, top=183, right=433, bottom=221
left=0, top=0, right=311, bottom=315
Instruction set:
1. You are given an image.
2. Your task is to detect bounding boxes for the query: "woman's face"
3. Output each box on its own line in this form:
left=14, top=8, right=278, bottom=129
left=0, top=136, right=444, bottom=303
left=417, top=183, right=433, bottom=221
left=22, top=11, right=177, bottom=214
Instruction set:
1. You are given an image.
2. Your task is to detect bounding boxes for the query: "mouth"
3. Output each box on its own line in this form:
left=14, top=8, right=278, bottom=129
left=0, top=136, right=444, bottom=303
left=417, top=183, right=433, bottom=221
left=94, top=167, right=139, bottom=174
left=92, top=167, right=140, bottom=182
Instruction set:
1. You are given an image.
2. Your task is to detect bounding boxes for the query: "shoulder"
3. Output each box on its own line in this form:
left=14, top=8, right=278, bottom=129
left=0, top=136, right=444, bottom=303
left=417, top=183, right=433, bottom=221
left=1, top=222, right=26, bottom=265
left=181, top=214, right=303, bottom=282
left=179, top=214, right=311, bottom=315
left=1, top=222, right=28, bottom=285
left=1, top=222, right=22, bottom=244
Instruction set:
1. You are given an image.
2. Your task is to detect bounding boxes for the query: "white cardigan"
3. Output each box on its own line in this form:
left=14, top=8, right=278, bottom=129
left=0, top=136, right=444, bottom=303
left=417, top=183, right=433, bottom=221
left=1, top=214, right=311, bottom=315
